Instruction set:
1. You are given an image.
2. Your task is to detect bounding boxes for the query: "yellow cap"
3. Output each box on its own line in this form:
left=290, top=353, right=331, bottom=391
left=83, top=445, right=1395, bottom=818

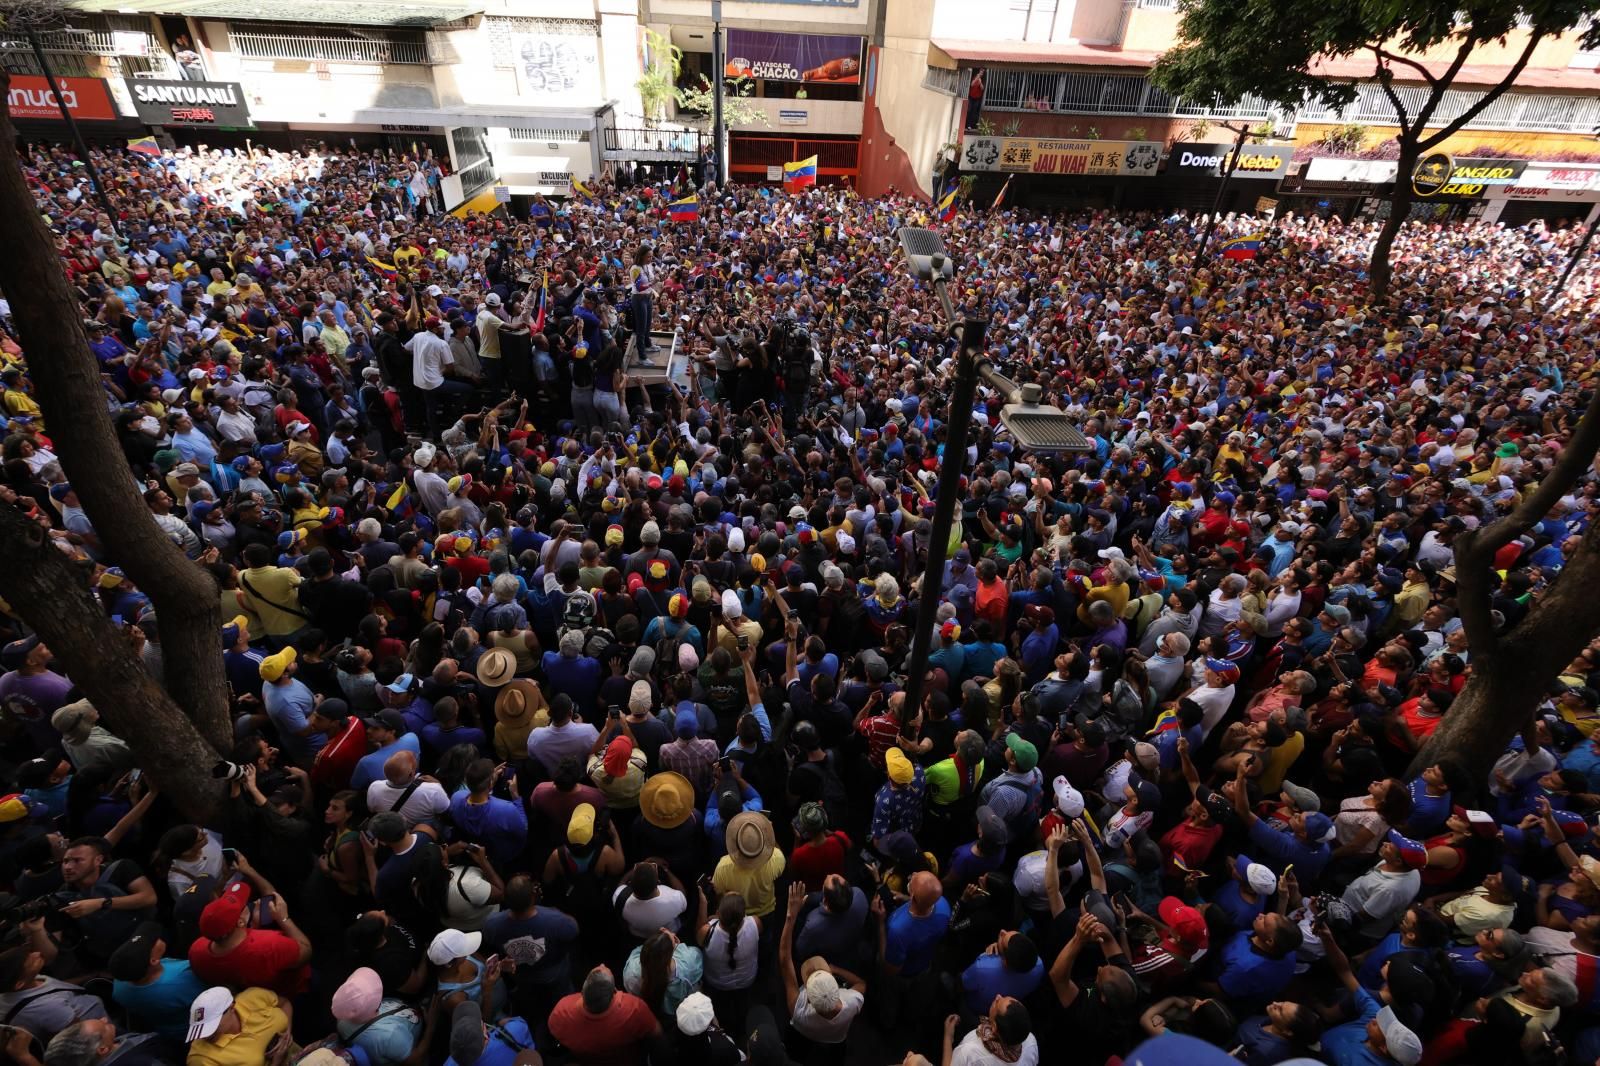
left=568, top=802, right=596, bottom=845
left=886, top=747, right=914, bottom=785
left=259, top=645, right=297, bottom=682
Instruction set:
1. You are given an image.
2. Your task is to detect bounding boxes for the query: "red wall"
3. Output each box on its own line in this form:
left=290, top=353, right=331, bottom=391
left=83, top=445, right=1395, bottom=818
left=857, top=45, right=930, bottom=201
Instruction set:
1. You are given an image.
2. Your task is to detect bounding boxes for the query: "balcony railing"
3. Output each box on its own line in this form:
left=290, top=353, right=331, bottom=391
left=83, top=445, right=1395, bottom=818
left=1298, top=82, right=1600, bottom=133
left=602, top=126, right=705, bottom=160
left=1, top=27, right=157, bottom=57
left=229, top=31, right=428, bottom=65
left=983, top=71, right=1274, bottom=120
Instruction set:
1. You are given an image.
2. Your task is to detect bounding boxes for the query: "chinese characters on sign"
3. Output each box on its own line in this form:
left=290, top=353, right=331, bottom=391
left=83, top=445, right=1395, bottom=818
left=961, top=136, right=1163, bottom=177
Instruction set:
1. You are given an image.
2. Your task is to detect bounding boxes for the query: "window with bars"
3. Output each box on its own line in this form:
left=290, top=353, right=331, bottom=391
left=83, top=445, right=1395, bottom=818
left=228, top=22, right=428, bottom=64
left=1297, top=81, right=1600, bottom=133
left=921, top=65, right=965, bottom=96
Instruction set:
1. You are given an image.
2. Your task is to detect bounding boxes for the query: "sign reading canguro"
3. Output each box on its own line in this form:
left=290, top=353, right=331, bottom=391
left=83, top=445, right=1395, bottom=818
left=123, top=79, right=253, bottom=128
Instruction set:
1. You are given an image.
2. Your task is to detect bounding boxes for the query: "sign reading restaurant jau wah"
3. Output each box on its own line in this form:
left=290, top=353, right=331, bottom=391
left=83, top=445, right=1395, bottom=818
left=123, top=78, right=253, bottom=128
left=960, top=134, right=1163, bottom=177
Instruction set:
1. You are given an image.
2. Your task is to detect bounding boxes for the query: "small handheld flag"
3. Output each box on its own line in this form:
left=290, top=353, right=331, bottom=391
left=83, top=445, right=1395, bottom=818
left=365, top=255, right=398, bottom=280
left=531, top=272, right=549, bottom=333
left=936, top=183, right=958, bottom=223
left=126, top=137, right=160, bottom=157
left=783, top=155, right=818, bottom=191
left=1217, top=233, right=1266, bottom=260
left=991, top=174, right=1013, bottom=211
left=669, top=196, right=699, bottom=223
left=571, top=178, right=596, bottom=202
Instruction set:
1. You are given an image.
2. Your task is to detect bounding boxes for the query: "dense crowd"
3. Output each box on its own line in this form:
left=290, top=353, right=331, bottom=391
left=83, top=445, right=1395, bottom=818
left=0, top=136, right=1598, bottom=1066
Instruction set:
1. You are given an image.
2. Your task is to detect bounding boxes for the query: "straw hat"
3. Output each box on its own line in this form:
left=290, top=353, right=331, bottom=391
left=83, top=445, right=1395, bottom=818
left=475, top=647, right=516, bottom=688
left=726, top=811, right=775, bottom=868
left=640, top=771, right=695, bottom=830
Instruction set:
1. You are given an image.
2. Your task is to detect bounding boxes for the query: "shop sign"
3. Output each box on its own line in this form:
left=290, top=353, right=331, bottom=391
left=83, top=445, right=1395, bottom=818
left=7, top=76, right=117, bottom=121
left=1411, top=152, right=1454, bottom=196
left=1169, top=142, right=1292, bottom=179
left=725, top=30, right=862, bottom=83
left=1515, top=165, right=1600, bottom=193
left=124, top=79, right=253, bottom=128
left=960, top=135, right=1162, bottom=177
left=1303, top=158, right=1399, bottom=185
left=1414, top=157, right=1525, bottom=198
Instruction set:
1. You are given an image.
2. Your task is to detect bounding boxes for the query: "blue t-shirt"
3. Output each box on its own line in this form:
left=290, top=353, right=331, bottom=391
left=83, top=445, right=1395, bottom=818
left=885, top=897, right=951, bottom=977
left=961, top=953, right=1044, bottom=1015
left=1234, top=1014, right=1299, bottom=1066
left=482, top=907, right=580, bottom=985
left=338, top=998, right=423, bottom=1066
left=1320, top=986, right=1385, bottom=1066
left=1216, top=930, right=1296, bottom=1011
left=263, top=678, right=325, bottom=762
left=1213, top=882, right=1266, bottom=932
left=1407, top=779, right=1451, bottom=837
left=113, top=959, right=206, bottom=1043
left=444, top=1016, right=534, bottom=1066
left=1357, top=932, right=1403, bottom=991
left=352, top=734, right=423, bottom=793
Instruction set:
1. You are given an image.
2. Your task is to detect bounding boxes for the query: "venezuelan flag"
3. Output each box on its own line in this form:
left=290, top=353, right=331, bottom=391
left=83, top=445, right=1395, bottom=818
left=365, top=255, right=398, bottom=280
left=783, top=155, right=817, bottom=191
left=572, top=178, right=597, bottom=202
left=531, top=272, right=548, bottom=333
left=126, top=136, right=161, bottom=157
left=1218, top=233, right=1266, bottom=260
left=936, top=183, right=958, bottom=223
left=669, top=196, right=699, bottom=223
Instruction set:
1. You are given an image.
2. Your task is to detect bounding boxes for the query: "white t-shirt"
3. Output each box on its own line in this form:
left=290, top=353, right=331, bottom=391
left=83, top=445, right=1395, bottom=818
left=614, top=885, right=687, bottom=938
left=367, top=777, right=452, bottom=828
left=790, top=987, right=864, bottom=1044
left=951, top=1029, right=1039, bottom=1066
left=1191, top=683, right=1236, bottom=740
left=703, top=916, right=759, bottom=990
left=406, top=329, right=453, bottom=390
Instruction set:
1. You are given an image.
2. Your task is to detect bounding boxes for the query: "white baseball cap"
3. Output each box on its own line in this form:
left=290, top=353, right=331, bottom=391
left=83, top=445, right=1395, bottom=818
left=187, top=986, right=235, bottom=1042
left=427, top=927, right=483, bottom=965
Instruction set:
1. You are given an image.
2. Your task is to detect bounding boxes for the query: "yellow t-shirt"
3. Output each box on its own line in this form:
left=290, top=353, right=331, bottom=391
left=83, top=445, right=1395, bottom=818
left=187, top=988, right=288, bottom=1066
left=713, top=849, right=786, bottom=917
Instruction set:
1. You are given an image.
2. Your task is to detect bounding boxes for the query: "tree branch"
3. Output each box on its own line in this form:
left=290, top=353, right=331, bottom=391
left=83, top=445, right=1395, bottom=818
left=0, top=78, right=231, bottom=750
left=1452, top=385, right=1600, bottom=655
left=1372, top=46, right=1438, bottom=88
left=1373, top=64, right=1414, bottom=140
left=1418, top=32, right=1543, bottom=150
left=0, top=503, right=223, bottom=820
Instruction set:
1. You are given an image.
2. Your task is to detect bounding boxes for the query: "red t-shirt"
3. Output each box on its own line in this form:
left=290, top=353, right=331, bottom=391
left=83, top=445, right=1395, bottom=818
left=312, top=719, right=367, bottom=791
left=789, top=831, right=852, bottom=891
left=548, top=991, right=658, bottom=1066
left=1160, top=819, right=1224, bottom=878
left=188, top=930, right=309, bottom=996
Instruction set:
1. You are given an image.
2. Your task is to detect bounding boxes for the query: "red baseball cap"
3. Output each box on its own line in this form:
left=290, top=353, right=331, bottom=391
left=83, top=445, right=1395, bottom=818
left=198, top=881, right=253, bottom=940
left=1158, top=896, right=1207, bottom=953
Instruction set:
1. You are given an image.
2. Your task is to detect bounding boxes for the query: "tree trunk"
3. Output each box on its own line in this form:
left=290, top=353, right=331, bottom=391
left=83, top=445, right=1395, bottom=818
left=1368, top=141, right=1419, bottom=309
left=0, top=504, right=223, bottom=820
left=0, top=77, right=231, bottom=754
left=1412, top=519, right=1600, bottom=782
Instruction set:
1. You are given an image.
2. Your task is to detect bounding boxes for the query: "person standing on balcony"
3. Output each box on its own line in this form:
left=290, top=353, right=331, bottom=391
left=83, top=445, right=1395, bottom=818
left=173, top=35, right=204, bottom=81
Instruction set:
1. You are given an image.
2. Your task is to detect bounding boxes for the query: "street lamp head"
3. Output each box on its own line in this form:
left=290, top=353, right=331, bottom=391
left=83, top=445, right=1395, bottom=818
left=897, top=226, right=955, bottom=283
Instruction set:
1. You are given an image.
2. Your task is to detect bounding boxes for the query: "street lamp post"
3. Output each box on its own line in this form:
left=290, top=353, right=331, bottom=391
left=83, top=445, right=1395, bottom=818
left=895, top=227, right=1091, bottom=721
left=710, top=0, right=725, bottom=187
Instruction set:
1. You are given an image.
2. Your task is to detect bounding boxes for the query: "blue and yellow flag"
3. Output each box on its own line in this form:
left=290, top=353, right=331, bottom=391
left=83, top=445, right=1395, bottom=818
left=783, top=155, right=817, bottom=191
left=571, top=178, right=597, bottom=202
left=669, top=196, right=699, bottom=222
left=937, top=182, right=958, bottom=223
left=1218, top=233, right=1267, bottom=260
left=126, top=136, right=160, bottom=157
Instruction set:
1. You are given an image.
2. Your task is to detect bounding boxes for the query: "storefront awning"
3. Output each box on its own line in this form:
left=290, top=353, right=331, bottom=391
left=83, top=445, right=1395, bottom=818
left=70, top=0, right=481, bottom=28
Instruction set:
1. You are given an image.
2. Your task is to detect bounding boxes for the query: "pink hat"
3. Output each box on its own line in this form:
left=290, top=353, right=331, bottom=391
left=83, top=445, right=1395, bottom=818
left=331, top=967, right=383, bottom=1023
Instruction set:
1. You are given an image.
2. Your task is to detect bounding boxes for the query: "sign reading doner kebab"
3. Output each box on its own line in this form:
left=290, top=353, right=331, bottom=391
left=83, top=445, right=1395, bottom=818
left=123, top=79, right=253, bottom=128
